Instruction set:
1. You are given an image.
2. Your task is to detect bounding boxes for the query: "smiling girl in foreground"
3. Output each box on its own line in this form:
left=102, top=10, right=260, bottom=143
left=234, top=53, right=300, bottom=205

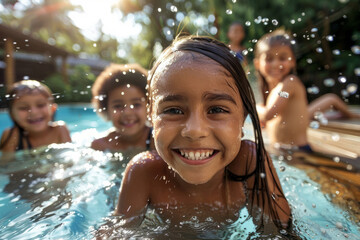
left=0, top=80, right=71, bottom=152
left=114, top=36, right=291, bottom=234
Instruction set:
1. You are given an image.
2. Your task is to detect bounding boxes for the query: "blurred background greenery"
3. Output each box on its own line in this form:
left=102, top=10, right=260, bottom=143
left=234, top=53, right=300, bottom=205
left=0, top=0, right=359, bottom=104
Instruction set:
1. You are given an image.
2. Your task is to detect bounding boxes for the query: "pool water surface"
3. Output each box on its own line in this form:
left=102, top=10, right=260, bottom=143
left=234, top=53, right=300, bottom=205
left=0, top=105, right=359, bottom=239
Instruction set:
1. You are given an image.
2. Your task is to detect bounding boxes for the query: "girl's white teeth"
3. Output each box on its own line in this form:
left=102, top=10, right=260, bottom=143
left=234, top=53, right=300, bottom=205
left=179, top=150, right=214, bottom=160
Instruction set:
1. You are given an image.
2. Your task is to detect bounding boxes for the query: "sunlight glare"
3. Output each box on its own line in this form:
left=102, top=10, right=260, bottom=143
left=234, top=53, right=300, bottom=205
left=69, top=0, right=142, bottom=42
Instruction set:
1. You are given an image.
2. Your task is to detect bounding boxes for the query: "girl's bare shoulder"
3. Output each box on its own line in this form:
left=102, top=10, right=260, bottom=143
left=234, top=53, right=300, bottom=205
left=0, top=127, right=20, bottom=152
left=49, top=121, right=71, bottom=143
left=130, top=150, right=164, bottom=167
left=282, top=74, right=303, bottom=86
left=125, top=151, right=167, bottom=177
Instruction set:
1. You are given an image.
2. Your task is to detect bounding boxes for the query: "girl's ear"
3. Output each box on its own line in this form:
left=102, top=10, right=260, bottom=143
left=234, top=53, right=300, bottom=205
left=51, top=103, right=58, bottom=113
left=253, top=58, right=260, bottom=70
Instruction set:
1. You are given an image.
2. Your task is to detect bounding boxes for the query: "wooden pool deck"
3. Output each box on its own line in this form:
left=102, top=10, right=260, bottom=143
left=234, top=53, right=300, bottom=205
left=307, top=105, right=360, bottom=167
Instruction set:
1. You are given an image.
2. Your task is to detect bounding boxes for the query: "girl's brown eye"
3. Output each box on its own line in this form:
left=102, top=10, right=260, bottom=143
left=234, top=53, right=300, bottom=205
left=163, top=108, right=183, bottom=115
left=208, top=107, right=228, bottom=114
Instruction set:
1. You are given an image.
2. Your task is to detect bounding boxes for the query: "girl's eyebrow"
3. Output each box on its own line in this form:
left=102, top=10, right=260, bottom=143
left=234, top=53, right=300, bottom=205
left=157, top=94, right=186, bottom=104
left=203, top=92, right=237, bottom=105
left=111, top=98, right=143, bottom=103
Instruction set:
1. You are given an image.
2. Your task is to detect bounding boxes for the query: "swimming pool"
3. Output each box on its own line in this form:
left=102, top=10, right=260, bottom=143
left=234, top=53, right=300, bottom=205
left=0, top=105, right=359, bottom=239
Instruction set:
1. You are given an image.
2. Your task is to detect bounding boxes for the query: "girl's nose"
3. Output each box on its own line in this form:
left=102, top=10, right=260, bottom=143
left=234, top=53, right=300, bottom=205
left=121, top=104, right=134, bottom=115
left=181, top=112, right=209, bottom=140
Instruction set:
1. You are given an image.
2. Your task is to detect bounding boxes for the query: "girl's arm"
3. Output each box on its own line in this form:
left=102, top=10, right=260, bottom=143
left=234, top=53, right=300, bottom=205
left=260, top=75, right=299, bottom=122
left=114, top=152, right=155, bottom=226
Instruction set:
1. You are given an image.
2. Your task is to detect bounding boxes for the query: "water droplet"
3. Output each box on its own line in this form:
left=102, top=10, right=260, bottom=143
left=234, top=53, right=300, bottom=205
left=338, top=76, right=347, bottom=83
left=316, top=47, right=323, bottom=53
left=333, top=156, right=340, bottom=163
left=335, top=222, right=343, bottom=229
left=307, top=86, right=319, bottom=94
left=331, top=134, right=340, bottom=141
left=170, top=5, right=178, bottom=12
left=272, top=19, right=278, bottom=25
left=306, top=58, right=313, bottom=64
left=226, top=9, right=233, bottom=15
left=309, top=121, right=320, bottom=129
left=326, top=35, right=334, bottom=41
left=346, top=83, right=358, bottom=94
left=354, top=68, right=360, bottom=76
left=254, top=16, right=262, bottom=24
left=157, top=8, right=162, bottom=12
left=346, top=164, right=353, bottom=171
left=351, top=45, right=360, bottom=54
left=323, top=78, right=335, bottom=87
left=278, top=91, right=289, bottom=98
left=332, top=49, right=340, bottom=55
left=260, top=173, right=266, bottom=178
left=245, top=21, right=251, bottom=26
left=290, top=19, right=296, bottom=24
left=341, top=89, right=350, bottom=97
left=312, top=203, right=316, bottom=208
left=279, top=166, right=286, bottom=172
left=311, top=28, right=318, bottom=32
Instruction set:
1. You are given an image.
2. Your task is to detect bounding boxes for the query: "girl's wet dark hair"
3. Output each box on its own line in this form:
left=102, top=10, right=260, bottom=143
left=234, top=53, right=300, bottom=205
left=92, top=63, right=148, bottom=120
left=0, top=80, right=54, bottom=150
left=148, top=35, right=289, bottom=229
left=254, top=30, right=297, bottom=104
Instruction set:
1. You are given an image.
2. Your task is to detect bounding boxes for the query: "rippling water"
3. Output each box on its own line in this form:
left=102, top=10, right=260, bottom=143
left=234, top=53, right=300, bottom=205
left=1, top=142, right=359, bottom=239
left=0, top=106, right=359, bottom=239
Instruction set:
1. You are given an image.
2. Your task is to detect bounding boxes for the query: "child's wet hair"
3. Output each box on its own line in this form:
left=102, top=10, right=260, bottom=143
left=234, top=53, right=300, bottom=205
left=148, top=35, right=288, bottom=228
left=254, top=29, right=297, bottom=104
left=6, top=80, right=54, bottom=111
left=91, top=63, right=148, bottom=120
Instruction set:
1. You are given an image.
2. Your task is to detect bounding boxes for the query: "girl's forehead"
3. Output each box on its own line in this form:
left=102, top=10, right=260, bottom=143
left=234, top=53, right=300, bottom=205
left=13, top=91, right=50, bottom=103
left=151, top=51, right=229, bottom=86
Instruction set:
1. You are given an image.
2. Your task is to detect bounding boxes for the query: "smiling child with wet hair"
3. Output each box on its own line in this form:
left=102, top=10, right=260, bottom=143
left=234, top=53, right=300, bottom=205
left=105, top=35, right=292, bottom=238
left=91, top=63, right=153, bottom=152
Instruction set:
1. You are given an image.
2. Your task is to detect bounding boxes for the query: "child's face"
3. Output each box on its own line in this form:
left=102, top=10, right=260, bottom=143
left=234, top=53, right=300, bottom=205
left=11, top=92, right=55, bottom=133
left=151, top=53, right=245, bottom=185
left=107, top=85, right=147, bottom=137
left=254, top=45, right=295, bottom=84
left=227, top=24, right=245, bottom=44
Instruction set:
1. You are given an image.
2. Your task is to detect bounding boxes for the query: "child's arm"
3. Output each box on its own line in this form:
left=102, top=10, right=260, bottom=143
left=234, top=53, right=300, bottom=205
left=259, top=75, right=300, bottom=123
left=114, top=151, right=156, bottom=226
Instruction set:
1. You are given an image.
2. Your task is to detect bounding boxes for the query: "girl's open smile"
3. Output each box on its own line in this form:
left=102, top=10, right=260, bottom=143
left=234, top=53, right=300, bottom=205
left=150, top=52, right=245, bottom=184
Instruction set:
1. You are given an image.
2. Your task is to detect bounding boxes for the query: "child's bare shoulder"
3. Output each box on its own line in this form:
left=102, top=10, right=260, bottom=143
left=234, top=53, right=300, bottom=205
left=0, top=127, right=18, bottom=152
left=125, top=151, right=167, bottom=177
left=91, top=137, right=107, bottom=151
left=49, top=121, right=71, bottom=143
left=282, top=74, right=302, bottom=86
left=130, top=150, right=164, bottom=167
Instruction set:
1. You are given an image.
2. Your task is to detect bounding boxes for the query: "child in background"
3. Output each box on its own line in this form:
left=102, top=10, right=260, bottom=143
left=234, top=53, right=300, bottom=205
left=0, top=80, right=71, bottom=152
left=112, top=36, right=291, bottom=233
left=227, top=21, right=247, bottom=65
left=254, top=30, right=359, bottom=151
left=91, top=64, right=153, bottom=152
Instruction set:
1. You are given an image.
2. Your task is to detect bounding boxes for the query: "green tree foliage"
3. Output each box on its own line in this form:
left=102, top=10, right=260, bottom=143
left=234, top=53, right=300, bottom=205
left=119, top=0, right=359, bottom=104
left=44, top=65, right=96, bottom=103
